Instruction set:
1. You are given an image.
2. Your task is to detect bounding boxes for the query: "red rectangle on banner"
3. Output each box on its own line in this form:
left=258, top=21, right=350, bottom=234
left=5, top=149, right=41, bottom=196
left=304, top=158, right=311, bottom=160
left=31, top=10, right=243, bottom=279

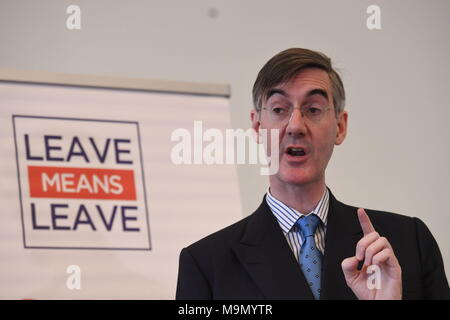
left=28, top=166, right=137, bottom=200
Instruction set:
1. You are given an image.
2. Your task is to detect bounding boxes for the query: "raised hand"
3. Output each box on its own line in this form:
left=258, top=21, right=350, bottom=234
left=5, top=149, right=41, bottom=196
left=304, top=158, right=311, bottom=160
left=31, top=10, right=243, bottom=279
left=341, top=208, right=402, bottom=300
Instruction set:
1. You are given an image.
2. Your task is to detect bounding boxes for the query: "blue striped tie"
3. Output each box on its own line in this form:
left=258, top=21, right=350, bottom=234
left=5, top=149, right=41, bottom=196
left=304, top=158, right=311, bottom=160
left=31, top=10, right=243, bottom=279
left=297, top=214, right=323, bottom=300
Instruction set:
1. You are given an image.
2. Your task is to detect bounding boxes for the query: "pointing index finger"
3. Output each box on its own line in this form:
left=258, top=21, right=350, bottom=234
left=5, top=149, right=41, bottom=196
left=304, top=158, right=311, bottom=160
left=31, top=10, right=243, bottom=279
left=357, top=208, right=376, bottom=235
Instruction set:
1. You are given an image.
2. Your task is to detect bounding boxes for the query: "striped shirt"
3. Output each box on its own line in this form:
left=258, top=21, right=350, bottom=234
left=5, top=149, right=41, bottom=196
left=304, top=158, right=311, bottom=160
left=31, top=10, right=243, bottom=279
left=265, top=187, right=329, bottom=262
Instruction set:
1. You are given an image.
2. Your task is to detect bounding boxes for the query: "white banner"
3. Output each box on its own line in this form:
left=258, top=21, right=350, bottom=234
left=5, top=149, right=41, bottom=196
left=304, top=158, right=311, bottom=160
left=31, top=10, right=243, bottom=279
left=0, top=78, right=242, bottom=299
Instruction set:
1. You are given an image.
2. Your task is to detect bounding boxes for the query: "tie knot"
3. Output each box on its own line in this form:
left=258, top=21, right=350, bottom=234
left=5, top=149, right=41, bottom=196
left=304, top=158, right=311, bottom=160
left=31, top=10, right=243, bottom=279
left=296, top=214, right=321, bottom=238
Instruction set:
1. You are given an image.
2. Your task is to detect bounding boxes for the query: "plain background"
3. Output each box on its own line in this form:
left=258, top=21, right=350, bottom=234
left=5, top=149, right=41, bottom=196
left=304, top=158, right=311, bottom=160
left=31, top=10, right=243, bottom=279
left=1, top=0, right=449, bottom=283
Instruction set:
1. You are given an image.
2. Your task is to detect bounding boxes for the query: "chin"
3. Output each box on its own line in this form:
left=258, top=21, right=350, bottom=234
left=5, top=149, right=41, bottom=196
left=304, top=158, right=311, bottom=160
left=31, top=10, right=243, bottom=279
left=276, top=168, right=315, bottom=186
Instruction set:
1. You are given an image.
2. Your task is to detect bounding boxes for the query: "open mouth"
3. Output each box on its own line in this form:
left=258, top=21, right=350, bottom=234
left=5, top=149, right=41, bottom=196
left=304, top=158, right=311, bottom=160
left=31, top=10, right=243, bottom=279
left=286, top=147, right=306, bottom=157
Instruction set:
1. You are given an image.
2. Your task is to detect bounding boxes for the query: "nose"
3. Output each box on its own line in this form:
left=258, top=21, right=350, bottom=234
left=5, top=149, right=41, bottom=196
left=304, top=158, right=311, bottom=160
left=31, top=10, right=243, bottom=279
left=286, top=107, right=307, bottom=138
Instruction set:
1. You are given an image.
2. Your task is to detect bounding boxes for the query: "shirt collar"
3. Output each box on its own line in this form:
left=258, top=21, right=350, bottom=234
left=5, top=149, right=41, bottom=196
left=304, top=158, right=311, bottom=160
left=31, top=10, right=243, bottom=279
left=266, top=187, right=329, bottom=234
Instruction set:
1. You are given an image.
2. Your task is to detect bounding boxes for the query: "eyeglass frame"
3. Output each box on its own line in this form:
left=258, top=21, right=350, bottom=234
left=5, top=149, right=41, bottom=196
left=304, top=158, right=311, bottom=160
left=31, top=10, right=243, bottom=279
left=260, top=103, right=332, bottom=125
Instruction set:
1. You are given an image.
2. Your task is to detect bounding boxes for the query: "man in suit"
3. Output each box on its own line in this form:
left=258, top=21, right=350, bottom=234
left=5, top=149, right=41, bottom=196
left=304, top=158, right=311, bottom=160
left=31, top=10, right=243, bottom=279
left=176, top=48, right=450, bottom=300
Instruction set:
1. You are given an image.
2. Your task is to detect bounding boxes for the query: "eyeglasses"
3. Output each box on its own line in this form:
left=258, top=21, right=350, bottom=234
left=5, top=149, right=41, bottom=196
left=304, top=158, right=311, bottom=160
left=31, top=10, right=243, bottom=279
left=261, top=103, right=331, bottom=125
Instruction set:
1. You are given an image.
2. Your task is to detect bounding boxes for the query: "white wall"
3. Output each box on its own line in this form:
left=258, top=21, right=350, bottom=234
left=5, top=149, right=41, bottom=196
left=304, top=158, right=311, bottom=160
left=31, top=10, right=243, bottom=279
left=1, top=0, right=449, bottom=284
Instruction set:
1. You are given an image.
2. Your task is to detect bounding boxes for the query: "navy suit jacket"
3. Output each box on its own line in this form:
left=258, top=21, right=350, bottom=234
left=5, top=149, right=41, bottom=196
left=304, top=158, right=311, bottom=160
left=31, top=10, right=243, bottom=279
left=176, top=190, right=450, bottom=299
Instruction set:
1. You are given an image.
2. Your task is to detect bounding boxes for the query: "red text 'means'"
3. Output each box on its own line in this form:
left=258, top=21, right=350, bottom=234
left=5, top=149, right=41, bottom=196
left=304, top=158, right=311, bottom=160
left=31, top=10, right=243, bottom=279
left=28, top=166, right=136, bottom=200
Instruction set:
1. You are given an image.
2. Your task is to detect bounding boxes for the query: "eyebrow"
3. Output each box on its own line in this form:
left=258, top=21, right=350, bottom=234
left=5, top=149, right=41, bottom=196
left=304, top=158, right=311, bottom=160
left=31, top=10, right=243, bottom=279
left=266, top=88, right=288, bottom=99
left=266, top=88, right=329, bottom=101
left=307, top=88, right=329, bottom=101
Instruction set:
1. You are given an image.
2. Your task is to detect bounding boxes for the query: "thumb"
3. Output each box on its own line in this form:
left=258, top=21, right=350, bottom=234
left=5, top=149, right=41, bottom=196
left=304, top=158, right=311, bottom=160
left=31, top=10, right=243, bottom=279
left=341, top=256, right=360, bottom=284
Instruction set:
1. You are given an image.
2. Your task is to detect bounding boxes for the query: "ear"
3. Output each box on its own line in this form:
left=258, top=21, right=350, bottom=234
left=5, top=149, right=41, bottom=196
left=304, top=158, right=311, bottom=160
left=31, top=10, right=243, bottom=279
left=250, top=109, right=261, bottom=143
left=335, top=110, right=348, bottom=145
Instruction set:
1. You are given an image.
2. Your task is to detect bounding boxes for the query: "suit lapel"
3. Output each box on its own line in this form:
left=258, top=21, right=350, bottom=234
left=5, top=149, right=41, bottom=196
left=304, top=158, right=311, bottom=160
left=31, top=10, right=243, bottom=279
left=232, top=197, right=314, bottom=299
left=320, top=190, right=362, bottom=300
left=232, top=190, right=370, bottom=300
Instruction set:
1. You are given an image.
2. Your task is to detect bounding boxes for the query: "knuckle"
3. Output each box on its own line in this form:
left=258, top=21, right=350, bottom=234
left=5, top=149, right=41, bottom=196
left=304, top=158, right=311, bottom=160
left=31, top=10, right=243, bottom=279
left=356, top=241, right=363, bottom=251
left=356, top=239, right=366, bottom=251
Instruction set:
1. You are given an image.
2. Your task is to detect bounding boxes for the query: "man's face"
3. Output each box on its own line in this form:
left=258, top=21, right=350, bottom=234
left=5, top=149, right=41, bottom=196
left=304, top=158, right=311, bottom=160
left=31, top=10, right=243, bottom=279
left=251, top=68, right=348, bottom=188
